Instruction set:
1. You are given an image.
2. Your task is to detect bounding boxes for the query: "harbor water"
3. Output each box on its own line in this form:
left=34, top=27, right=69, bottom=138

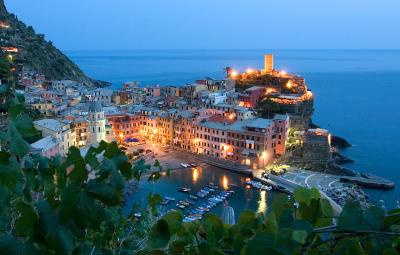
left=122, top=165, right=278, bottom=220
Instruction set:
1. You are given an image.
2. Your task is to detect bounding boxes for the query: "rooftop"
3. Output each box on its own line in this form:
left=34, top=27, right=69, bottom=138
left=31, top=135, right=59, bottom=151
left=199, top=117, right=273, bottom=132
left=34, top=119, right=68, bottom=132
left=88, top=101, right=102, bottom=113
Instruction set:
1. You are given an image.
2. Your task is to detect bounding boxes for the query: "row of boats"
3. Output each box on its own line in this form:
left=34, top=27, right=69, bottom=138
left=180, top=162, right=197, bottom=168
left=164, top=182, right=236, bottom=222
left=182, top=190, right=235, bottom=222
left=245, top=180, right=273, bottom=191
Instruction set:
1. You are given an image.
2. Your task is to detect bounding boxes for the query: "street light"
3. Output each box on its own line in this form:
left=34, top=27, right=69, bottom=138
left=230, top=70, right=238, bottom=78
left=260, top=151, right=268, bottom=167
left=246, top=68, right=254, bottom=74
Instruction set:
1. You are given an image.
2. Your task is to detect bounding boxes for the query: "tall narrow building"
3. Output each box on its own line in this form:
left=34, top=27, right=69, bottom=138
left=264, top=54, right=274, bottom=73
left=88, top=101, right=106, bottom=145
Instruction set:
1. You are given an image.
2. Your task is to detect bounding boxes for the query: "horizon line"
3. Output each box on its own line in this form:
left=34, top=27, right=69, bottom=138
left=63, top=48, right=400, bottom=52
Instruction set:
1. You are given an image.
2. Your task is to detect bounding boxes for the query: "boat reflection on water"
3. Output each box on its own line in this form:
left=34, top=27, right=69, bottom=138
left=221, top=175, right=229, bottom=190
left=192, top=167, right=200, bottom=184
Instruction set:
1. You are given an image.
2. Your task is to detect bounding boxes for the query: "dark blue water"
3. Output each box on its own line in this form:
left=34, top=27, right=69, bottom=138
left=122, top=166, right=276, bottom=220
left=67, top=49, right=400, bottom=208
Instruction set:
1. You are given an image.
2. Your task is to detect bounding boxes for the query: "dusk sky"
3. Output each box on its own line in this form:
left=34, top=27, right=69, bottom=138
left=5, top=0, right=400, bottom=50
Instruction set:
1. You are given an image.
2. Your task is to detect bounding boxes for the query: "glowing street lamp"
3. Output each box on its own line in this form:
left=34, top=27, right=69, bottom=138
left=118, top=133, right=124, bottom=142
left=246, top=68, right=254, bottom=74
left=230, top=70, right=238, bottom=78
left=260, top=151, right=268, bottom=166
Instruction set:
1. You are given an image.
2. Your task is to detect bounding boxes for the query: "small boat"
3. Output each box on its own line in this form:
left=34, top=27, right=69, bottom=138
left=184, top=199, right=194, bottom=205
left=185, top=214, right=202, bottom=221
left=179, top=187, right=191, bottom=193
left=189, top=213, right=203, bottom=219
left=180, top=200, right=190, bottom=206
left=190, top=209, right=204, bottom=214
left=198, top=206, right=210, bottom=212
left=190, top=163, right=197, bottom=167
left=209, top=197, right=223, bottom=203
left=133, top=212, right=142, bottom=218
left=180, top=163, right=189, bottom=168
left=165, top=196, right=176, bottom=201
left=260, top=185, right=272, bottom=191
left=183, top=217, right=194, bottom=223
left=197, top=194, right=206, bottom=198
left=207, top=202, right=216, bottom=207
left=189, top=195, right=198, bottom=200
left=176, top=203, right=186, bottom=209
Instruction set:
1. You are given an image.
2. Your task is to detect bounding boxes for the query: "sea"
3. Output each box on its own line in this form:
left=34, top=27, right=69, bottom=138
left=67, top=49, right=400, bottom=210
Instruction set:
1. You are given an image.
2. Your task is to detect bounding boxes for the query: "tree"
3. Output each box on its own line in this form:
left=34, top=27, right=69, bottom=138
left=257, top=97, right=281, bottom=118
left=0, top=55, right=10, bottom=83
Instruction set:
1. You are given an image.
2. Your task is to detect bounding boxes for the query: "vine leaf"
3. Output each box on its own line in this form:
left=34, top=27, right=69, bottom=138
left=15, top=200, right=37, bottom=236
left=148, top=219, right=171, bottom=249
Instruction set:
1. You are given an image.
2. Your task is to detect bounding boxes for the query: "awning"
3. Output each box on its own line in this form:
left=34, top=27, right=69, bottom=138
left=125, top=138, right=140, bottom=143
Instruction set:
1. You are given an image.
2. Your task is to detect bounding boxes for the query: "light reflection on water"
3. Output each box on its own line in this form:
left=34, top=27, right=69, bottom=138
left=257, top=190, right=268, bottom=214
left=192, top=167, right=200, bottom=184
left=221, top=175, right=229, bottom=190
left=124, top=165, right=277, bottom=220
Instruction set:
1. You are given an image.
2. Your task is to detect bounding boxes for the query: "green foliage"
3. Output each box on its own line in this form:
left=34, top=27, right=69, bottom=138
left=0, top=56, right=10, bottom=83
left=143, top=188, right=400, bottom=254
left=257, top=97, right=281, bottom=118
left=0, top=74, right=154, bottom=254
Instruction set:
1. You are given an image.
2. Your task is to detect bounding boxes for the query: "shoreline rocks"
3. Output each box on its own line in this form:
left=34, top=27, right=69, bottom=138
left=331, top=135, right=352, bottom=148
left=310, top=122, right=352, bottom=148
left=332, top=152, right=354, bottom=164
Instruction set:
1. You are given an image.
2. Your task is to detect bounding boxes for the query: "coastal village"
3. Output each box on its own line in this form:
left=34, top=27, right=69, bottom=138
left=20, top=54, right=292, bottom=168
left=2, top=1, right=400, bottom=253
left=2, top=29, right=396, bottom=212
left=0, top=3, right=396, bottom=216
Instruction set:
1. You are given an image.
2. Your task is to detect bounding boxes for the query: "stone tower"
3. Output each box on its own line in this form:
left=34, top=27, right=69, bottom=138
left=264, top=54, right=274, bottom=73
left=88, top=101, right=106, bottom=145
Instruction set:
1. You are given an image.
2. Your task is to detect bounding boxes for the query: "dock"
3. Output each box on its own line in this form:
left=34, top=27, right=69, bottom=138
left=254, top=173, right=342, bottom=216
left=340, top=174, right=395, bottom=189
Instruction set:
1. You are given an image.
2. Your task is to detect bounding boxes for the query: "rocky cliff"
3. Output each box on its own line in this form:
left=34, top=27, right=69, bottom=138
left=0, top=0, right=108, bottom=87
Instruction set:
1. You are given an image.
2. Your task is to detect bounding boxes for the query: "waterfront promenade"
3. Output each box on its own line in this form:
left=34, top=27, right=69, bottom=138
left=252, top=169, right=343, bottom=215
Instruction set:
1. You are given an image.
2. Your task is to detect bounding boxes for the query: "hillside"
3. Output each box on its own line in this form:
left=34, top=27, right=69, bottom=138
left=0, top=0, right=108, bottom=87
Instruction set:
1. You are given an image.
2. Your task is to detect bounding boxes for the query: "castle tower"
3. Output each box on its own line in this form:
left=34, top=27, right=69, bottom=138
left=88, top=101, right=106, bottom=145
left=264, top=54, right=274, bottom=73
